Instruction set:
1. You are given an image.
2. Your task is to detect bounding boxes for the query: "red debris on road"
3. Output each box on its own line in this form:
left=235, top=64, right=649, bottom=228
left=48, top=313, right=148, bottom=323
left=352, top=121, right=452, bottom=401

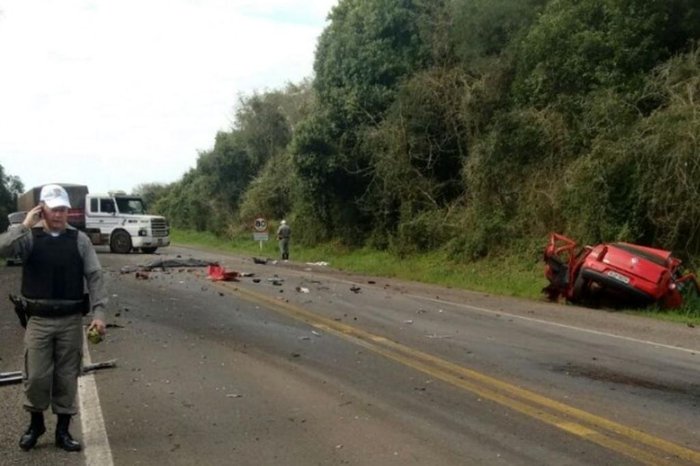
left=207, top=264, right=239, bottom=282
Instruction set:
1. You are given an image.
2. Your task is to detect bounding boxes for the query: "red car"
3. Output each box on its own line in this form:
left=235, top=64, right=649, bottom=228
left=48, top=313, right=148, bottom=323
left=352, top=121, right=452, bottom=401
left=543, top=233, right=699, bottom=309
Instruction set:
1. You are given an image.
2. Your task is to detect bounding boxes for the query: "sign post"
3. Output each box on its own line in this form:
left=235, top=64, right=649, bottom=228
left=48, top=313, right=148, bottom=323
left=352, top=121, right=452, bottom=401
left=253, top=217, right=269, bottom=251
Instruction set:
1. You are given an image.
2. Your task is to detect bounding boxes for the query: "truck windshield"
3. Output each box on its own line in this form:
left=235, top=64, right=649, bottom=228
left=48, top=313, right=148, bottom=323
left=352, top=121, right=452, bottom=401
left=115, top=198, right=147, bottom=215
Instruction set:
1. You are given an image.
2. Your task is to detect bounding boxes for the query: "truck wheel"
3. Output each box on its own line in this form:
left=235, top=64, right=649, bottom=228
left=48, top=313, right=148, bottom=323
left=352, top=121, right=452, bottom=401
left=141, top=247, right=157, bottom=254
left=110, top=230, right=132, bottom=254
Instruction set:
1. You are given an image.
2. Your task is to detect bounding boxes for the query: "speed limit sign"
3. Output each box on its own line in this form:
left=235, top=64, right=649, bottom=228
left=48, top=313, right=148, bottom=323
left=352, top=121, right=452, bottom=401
left=254, top=217, right=267, bottom=232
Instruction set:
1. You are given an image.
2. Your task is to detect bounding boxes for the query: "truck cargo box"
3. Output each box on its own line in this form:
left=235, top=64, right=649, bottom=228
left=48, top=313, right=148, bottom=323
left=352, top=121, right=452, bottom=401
left=17, top=183, right=88, bottom=230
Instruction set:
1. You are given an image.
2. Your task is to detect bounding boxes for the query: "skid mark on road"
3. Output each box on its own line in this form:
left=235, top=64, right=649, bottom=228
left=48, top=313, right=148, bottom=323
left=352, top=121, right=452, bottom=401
left=222, top=283, right=700, bottom=466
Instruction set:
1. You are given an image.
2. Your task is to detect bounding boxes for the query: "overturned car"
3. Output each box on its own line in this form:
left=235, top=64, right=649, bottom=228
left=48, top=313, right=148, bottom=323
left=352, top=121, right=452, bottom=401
left=543, top=233, right=699, bottom=309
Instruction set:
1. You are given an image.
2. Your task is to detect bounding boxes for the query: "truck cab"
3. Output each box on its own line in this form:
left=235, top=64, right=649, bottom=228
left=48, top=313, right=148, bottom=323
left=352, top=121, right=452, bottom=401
left=13, top=183, right=170, bottom=254
left=85, top=193, right=170, bottom=254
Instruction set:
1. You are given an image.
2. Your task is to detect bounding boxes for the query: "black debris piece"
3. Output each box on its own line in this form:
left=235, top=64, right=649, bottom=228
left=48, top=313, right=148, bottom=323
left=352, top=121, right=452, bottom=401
left=143, top=258, right=216, bottom=270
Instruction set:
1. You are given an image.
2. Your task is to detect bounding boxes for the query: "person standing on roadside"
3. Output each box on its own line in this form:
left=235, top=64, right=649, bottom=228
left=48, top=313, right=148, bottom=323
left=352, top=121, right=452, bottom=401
left=0, top=184, right=107, bottom=453
left=277, top=219, right=291, bottom=261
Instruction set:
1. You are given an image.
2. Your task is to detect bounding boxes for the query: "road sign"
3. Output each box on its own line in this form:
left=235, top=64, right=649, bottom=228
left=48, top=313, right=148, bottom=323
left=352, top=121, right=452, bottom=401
left=254, top=217, right=267, bottom=232
left=253, top=232, right=269, bottom=241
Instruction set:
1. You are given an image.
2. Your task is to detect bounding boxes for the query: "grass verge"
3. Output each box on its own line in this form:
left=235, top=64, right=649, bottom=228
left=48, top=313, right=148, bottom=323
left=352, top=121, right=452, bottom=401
left=171, top=229, right=700, bottom=326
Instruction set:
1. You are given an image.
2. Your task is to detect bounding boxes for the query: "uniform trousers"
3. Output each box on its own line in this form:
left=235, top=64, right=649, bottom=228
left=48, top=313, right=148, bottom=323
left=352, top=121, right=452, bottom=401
left=23, top=313, right=83, bottom=415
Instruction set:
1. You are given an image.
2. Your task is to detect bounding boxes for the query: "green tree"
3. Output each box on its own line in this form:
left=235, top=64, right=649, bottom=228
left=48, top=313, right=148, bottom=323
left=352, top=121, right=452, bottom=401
left=513, top=0, right=700, bottom=109
left=450, top=0, right=547, bottom=67
left=132, top=182, right=169, bottom=212
left=365, top=67, right=473, bottom=250
left=560, top=45, right=700, bottom=259
left=290, top=112, right=338, bottom=242
left=0, top=164, right=24, bottom=231
left=237, top=151, right=298, bottom=234
left=154, top=169, right=219, bottom=232
left=234, top=93, right=293, bottom=168
left=158, top=85, right=307, bottom=235
left=293, top=0, right=433, bottom=243
left=314, top=0, right=430, bottom=128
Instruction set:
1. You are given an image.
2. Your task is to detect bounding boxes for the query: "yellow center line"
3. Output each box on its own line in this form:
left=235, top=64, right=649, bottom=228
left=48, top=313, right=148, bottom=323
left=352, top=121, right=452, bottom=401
left=221, top=283, right=700, bottom=465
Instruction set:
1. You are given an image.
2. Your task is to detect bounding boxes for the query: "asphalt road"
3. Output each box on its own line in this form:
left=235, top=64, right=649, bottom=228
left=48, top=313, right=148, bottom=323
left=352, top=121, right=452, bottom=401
left=1, top=245, right=698, bottom=465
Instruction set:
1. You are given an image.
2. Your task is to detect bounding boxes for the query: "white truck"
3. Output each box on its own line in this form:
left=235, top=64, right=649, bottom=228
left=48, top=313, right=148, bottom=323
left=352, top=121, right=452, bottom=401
left=15, top=183, right=170, bottom=254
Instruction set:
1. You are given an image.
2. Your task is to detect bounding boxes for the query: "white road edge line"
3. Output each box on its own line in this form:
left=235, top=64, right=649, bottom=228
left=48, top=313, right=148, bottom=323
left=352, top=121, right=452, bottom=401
left=79, top=332, right=114, bottom=466
left=410, top=294, right=699, bottom=355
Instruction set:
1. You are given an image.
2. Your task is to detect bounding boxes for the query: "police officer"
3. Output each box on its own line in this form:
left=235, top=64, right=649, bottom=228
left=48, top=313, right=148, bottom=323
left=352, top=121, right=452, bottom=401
left=277, top=219, right=291, bottom=261
left=0, top=184, right=107, bottom=452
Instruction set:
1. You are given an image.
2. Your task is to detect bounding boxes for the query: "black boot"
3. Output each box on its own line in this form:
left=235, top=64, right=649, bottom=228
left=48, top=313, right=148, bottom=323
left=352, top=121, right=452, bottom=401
left=55, top=414, right=81, bottom=452
left=19, top=411, right=46, bottom=451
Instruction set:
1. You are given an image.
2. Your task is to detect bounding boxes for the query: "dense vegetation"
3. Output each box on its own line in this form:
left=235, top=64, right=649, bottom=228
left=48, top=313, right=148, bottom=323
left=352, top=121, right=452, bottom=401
left=145, top=0, right=700, bottom=267
left=0, top=166, right=23, bottom=231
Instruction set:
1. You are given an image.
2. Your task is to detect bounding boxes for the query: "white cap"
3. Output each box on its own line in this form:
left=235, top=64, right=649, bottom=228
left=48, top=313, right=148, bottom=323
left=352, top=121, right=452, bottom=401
left=281, top=220, right=286, bottom=225
left=40, top=184, right=71, bottom=209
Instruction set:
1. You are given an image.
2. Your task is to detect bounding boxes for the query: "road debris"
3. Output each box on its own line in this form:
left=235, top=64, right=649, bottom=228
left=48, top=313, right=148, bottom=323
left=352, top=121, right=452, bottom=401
left=295, top=286, right=310, bottom=293
left=121, top=258, right=216, bottom=274
left=350, top=285, right=361, bottom=293
left=0, top=370, right=22, bottom=386
left=2, top=359, right=117, bottom=386
left=82, top=359, right=118, bottom=374
left=207, top=264, right=239, bottom=282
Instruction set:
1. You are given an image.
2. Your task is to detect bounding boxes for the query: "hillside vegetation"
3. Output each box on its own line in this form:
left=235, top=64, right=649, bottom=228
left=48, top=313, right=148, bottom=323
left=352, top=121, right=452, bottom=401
left=141, top=0, right=700, bottom=270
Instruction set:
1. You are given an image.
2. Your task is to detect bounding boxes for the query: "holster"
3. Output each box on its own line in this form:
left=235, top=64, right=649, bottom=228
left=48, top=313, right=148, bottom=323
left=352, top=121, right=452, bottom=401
left=8, top=294, right=27, bottom=328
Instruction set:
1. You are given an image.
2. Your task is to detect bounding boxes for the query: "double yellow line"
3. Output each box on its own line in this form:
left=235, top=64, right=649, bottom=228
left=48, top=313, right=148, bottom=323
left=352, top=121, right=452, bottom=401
left=222, top=283, right=700, bottom=466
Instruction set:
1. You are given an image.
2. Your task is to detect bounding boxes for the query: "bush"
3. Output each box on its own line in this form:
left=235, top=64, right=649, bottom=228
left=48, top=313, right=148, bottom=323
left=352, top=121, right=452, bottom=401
left=391, top=208, right=456, bottom=256
left=445, top=206, right=510, bottom=262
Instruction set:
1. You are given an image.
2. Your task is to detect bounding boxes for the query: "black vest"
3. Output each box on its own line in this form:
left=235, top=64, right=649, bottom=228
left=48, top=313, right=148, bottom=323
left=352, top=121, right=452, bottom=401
left=22, top=228, right=84, bottom=300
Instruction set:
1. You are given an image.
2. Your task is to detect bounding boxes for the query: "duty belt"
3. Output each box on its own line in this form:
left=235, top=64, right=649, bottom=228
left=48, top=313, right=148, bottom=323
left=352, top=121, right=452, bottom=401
left=25, top=301, right=84, bottom=318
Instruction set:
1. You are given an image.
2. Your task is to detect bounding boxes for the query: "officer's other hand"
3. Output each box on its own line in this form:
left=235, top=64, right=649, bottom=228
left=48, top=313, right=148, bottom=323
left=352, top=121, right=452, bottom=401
left=23, top=205, right=43, bottom=229
left=88, top=319, right=106, bottom=335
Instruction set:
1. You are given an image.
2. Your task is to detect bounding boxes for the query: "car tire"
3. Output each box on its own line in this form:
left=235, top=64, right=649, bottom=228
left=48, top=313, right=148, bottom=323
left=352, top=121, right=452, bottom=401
left=571, top=273, right=589, bottom=303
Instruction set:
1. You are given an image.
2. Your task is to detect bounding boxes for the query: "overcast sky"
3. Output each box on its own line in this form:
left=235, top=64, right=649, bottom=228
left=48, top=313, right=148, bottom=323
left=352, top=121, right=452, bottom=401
left=0, top=0, right=337, bottom=194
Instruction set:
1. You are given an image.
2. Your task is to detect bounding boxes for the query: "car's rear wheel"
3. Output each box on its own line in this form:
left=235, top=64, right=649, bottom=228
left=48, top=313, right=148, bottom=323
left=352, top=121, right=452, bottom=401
left=571, top=273, right=589, bottom=303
